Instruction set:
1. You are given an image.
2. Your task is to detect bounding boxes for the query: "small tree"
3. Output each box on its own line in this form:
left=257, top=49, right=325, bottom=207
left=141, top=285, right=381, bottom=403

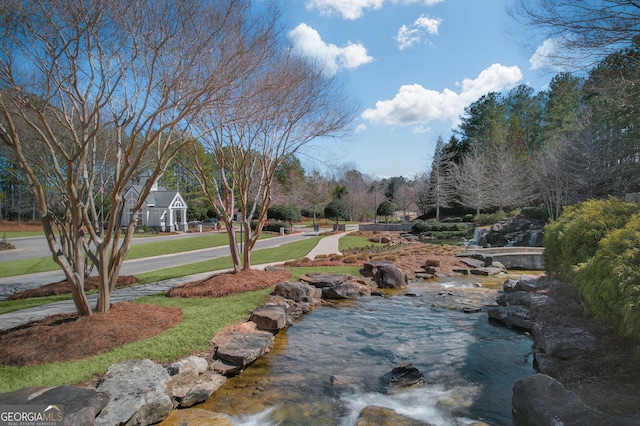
left=324, top=199, right=349, bottom=226
left=376, top=200, right=395, bottom=223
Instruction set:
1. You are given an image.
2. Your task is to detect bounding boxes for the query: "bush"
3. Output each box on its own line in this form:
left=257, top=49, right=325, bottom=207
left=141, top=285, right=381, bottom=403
left=574, top=213, right=640, bottom=337
left=267, top=205, right=301, bottom=222
left=474, top=211, right=508, bottom=226
left=521, top=206, right=549, bottom=220
left=411, top=220, right=468, bottom=238
left=262, top=221, right=292, bottom=234
left=543, top=198, right=640, bottom=280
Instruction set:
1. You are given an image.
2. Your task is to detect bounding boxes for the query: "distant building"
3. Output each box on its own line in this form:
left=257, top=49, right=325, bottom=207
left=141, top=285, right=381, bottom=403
left=121, top=170, right=188, bottom=232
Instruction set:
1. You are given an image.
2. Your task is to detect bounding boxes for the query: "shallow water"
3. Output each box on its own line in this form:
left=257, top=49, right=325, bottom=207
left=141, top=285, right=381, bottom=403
left=202, top=278, right=534, bottom=425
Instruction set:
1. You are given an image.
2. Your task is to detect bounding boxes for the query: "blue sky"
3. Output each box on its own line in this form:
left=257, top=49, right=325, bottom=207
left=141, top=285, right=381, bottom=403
left=281, top=0, right=559, bottom=179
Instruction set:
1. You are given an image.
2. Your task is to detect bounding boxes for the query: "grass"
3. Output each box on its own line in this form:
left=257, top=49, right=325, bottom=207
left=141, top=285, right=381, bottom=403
left=0, top=236, right=323, bottom=313
left=0, top=233, right=353, bottom=391
left=338, top=234, right=385, bottom=251
left=0, top=233, right=261, bottom=279
left=0, top=288, right=273, bottom=392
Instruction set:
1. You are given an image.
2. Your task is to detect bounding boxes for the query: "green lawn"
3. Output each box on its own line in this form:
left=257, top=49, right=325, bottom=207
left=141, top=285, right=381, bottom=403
left=0, top=233, right=259, bottom=279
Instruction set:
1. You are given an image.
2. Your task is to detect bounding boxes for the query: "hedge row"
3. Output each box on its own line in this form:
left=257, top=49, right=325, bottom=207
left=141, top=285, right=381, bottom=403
left=544, top=198, right=640, bottom=337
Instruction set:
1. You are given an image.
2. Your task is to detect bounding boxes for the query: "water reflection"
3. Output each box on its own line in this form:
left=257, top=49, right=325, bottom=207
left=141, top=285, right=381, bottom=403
left=203, top=278, right=533, bottom=425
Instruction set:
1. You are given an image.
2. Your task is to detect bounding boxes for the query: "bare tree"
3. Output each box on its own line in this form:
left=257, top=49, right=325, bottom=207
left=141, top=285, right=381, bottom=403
left=484, top=143, right=535, bottom=212
left=191, top=41, right=357, bottom=271
left=301, top=169, right=332, bottom=225
left=510, top=0, right=640, bottom=67
left=425, top=137, right=456, bottom=221
left=393, top=181, right=418, bottom=220
left=452, top=145, right=492, bottom=215
left=0, top=0, right=258, bottom=315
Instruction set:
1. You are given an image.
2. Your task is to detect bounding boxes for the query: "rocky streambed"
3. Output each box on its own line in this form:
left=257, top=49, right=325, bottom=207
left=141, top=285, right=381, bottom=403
left=2, top=257, right=640, bottom=425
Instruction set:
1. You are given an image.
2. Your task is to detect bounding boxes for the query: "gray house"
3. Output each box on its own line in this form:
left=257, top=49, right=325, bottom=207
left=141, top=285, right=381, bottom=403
left=121, top=170, right=188, bottom=232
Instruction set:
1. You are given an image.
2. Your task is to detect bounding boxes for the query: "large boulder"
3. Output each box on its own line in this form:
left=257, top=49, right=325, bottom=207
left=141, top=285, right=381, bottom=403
left=321, top=281, right=364, bottom=299
left=533, top=326, right=597, bottom=359
left=496, top=291, right=552, bottom=309
left=211, top=330, right=274, bottom=375
left=360, top=261, right=408, bottom=289
left=0, top=385, right=110, bottom=426
left=298, top=272, right=351, bottom=288
left=512, top=374, right=639, bottom=425
left=249, top=305, right=290, bottom=332
left=95, top=359, right=173, bottom=426
left=272, top=281, right=321, bottom=303
left=167, top=356, right=208, bottom=376
left=503, top=275, right=546, bottom=293
left=487, top=305, right=535, bottom=331
left=167, top=371, right=226, bottom=408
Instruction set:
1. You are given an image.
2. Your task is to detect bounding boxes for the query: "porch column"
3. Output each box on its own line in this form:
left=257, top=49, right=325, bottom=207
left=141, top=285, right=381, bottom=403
left=181, top=208, right=188, bottom=232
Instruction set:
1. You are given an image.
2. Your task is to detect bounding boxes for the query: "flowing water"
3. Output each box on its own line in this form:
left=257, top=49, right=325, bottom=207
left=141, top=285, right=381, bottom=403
left=202, top=278, right=534, bottom=425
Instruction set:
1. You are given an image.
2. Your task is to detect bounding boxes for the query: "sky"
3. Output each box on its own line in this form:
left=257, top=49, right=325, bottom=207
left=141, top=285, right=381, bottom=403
left=281, top=0, right=559, bottom=179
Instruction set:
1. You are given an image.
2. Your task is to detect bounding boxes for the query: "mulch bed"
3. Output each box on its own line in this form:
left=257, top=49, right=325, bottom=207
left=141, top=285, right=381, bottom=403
left=167, top=269, right=292, bottom=298
left=0, top=302, right=183, bottom=367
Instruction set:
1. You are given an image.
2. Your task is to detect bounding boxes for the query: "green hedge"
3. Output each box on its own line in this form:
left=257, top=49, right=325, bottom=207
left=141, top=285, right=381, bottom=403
left=543, top=197, right=640, bottom=281
left=574, top=214, right=640, bottom=336
left=543, top=197, right=640, bottom=337
left=411, top=220, right=468, bottom=238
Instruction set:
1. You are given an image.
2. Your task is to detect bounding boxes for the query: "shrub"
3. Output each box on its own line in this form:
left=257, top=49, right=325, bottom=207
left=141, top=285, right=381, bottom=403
left=543, top=198, right=640, bottom=280
left=474, top=211, right=508, bottom=226
left=521, top=206, right=549, bottom=220
left=574, top=213, right=640, bottom=337
left=267, top=205, right=301, bottom=222
left=342, top=255, right=358, bottom=264
left=262, top=221, right=292, bottom=233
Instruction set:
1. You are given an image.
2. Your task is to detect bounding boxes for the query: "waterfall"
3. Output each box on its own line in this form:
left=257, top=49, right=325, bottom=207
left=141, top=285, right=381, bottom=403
left=469, top=227, right=490, bottom=247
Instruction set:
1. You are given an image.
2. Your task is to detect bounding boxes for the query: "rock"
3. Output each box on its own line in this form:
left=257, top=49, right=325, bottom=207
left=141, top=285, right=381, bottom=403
left=168, top=356, right=209, bottom=376
left=95, top=359, right=173, bottom=426
left=322, top=281, right=364, bottom=299
left=356, top=405, right=432, bottom=426
left=457, top=257, right=486, bottom=269
left=0, top=385, right=110, bottom=426
left=359, top=260, right=393, bottom=277
left=534, top=326, right=597, bottom=359
left=504, top=274, right=545, bottom=293
left=496, top=291, right=552, bottom=309
left=167, top=371, right=226, bottom=408
left=158, top=408, right=233, bottom=426
left=487, top=305, right=535, bottom=331
left=452, top=266, right=469, bottom=275
left=373, top=263, right=408, bottom=289
left=212, top=330, right=274, bottom=373
left=330, top=374, right=362, bottom=393
left=298, top=272, right=350, bottom=288
left=388, top=363, right=425, bottom=388
left=272, top=281, right=321, bottom=303
left=249, top=304, right=290, bottom=332
left=512, top=373, right=639, bottom=426
left=470, top=266, right=502, bottom=276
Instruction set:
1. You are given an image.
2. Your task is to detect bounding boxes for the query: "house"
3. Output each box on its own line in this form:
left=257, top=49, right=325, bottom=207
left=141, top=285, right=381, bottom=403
left=121, top=170, right=188, bottom=232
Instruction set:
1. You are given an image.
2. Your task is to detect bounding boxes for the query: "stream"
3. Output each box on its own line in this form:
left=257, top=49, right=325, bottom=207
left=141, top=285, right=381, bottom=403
left=201, top=277, right=534, bottom=425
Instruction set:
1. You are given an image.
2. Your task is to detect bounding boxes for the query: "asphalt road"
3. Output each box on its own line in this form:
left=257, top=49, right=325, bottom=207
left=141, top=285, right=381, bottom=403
left=0, top=230, right=320, bottom=293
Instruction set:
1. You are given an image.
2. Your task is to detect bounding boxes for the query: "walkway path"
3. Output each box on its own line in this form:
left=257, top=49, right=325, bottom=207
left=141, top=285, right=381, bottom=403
left=0, top=231, right=348, bottom=332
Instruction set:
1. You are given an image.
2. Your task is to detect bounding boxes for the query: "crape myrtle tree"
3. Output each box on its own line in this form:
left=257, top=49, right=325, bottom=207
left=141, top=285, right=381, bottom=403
left=0, top=0, right=268, bottom=316
left=190, top=20, right=356, bottom=271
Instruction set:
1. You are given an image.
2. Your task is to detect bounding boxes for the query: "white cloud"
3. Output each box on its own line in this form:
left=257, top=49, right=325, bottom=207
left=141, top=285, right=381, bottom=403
left=529, top=38, right=564, bottom=71
left=396, top=15, right=442, bottom=50
left=288, top=23, right=373, bottom=75
left=361, top=63, right=523, bottom=127
left=306, top=0, right=443, bottom=20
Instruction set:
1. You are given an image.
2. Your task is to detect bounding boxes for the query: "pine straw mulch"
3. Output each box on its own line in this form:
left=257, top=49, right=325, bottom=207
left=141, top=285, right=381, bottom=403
left=7, top=276, right=140, bottom=300
left=167, top=269, right=292, bottom=298
left=0, top=302, right=183, bottom=367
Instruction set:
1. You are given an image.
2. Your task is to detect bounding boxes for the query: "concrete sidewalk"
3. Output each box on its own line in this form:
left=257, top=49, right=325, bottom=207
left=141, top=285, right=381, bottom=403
left=0, top=231, right=349, bottom=332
